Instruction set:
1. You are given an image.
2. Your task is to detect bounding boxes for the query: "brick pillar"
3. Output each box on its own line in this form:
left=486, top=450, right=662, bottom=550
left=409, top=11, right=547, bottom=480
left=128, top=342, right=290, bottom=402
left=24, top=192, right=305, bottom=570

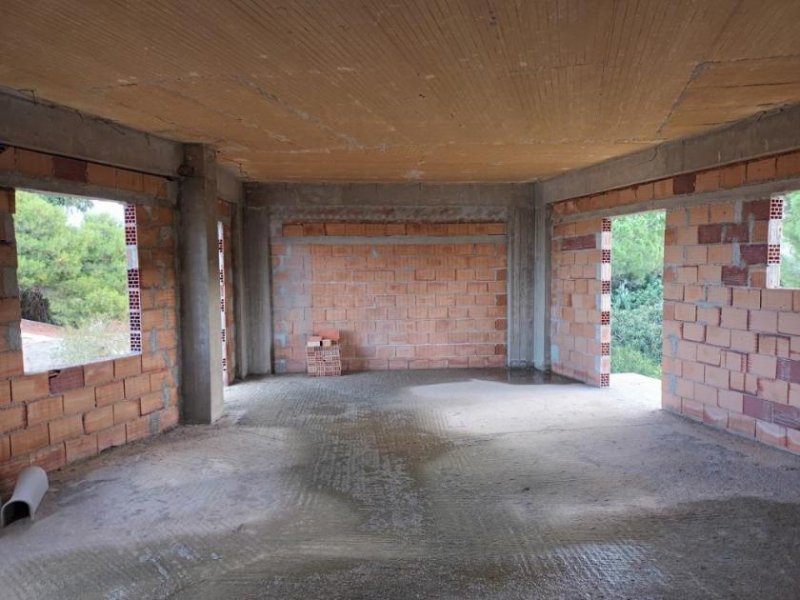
left=178, top=145, right=223, bottom=423
left=550, top=216, right=611, bottom=386
left=599, top=217, right=612, bottom=387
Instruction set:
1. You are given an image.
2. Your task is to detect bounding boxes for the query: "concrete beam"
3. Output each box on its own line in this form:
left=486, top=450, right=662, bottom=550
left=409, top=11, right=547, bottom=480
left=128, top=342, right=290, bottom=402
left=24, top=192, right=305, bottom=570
left=541, top=103, right=800, bottom=204
left=532, top=183, right=551, bottom=371
left=0, top=169, right=177, bottom=208
left=242, top=204, right=273, bottom=375
left=246, top=182, right=530, bottom=208
left=178, top=144, right=224, bottom=423
left=0, top=88, right=183, bottom=177
left=217, top=164, right=243, bottom=204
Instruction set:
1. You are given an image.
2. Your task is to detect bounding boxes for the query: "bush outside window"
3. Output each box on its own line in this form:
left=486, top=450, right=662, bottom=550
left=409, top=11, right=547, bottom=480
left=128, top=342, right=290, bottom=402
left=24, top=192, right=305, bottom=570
left=16, top=189, right=136, bottom=373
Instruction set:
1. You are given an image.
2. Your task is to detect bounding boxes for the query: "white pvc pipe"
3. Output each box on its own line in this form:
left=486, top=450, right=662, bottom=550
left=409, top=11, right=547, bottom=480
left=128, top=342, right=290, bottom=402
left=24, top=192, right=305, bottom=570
left=1, top=466, right=48, bottom=527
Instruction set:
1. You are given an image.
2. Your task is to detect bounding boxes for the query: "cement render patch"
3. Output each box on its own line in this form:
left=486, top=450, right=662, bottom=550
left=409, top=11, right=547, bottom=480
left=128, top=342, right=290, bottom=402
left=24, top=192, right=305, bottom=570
left=1, top=370, right=800, bottom=599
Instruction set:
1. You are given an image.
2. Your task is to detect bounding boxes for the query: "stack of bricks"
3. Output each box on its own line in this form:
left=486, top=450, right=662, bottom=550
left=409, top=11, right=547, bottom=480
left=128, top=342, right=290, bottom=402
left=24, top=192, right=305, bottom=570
left=662, top=197, right=800, bottom=453
left=550, top=217, right=612, bottom=386
left=306, top=333, right=342, bottom=377
left=272, top=221, right=507, bottom=373
left=0, top=146, right=181, bottom=493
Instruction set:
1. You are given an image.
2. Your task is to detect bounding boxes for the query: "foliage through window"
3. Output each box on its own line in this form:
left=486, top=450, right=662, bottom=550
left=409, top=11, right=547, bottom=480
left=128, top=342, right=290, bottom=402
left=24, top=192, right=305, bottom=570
left=777, top=191, right=800, bottom=288
left=16, top=189, right=138, bottom=373
left=611, top=210, right=665, bottom=379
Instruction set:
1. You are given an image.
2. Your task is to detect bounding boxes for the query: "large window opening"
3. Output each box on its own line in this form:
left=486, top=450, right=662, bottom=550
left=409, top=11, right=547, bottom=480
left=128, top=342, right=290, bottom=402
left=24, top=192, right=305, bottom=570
left=611, top=210, right=665, bottom=381
left=16, top=189, right=140, bottom=373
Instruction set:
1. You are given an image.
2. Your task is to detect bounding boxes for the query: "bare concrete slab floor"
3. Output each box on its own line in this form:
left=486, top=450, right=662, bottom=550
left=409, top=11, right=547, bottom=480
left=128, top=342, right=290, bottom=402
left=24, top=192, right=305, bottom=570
left=2, top=370, right=800, bottom=599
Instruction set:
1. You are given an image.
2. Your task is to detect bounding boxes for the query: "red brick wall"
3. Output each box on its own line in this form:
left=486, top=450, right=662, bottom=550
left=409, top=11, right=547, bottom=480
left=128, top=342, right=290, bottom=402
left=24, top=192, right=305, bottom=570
left=0, top=147, right=179, bottom=492
left=551, top=217, right=611, bottom=386
left=551, top=147, right=800, bottom=454
left=272, top=222, right=507, bottom=372
left=663, top=197, right=800, bottom=453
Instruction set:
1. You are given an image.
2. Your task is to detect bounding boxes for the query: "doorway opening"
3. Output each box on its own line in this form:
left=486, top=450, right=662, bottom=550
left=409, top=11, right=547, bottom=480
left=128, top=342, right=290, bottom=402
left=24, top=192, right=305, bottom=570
left=610, top=210, right=665, bottom=387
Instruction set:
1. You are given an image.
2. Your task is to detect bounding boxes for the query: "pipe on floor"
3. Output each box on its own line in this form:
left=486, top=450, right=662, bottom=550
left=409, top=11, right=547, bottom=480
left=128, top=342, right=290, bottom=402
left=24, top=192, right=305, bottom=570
left=1, top=466, right=48, bottom=527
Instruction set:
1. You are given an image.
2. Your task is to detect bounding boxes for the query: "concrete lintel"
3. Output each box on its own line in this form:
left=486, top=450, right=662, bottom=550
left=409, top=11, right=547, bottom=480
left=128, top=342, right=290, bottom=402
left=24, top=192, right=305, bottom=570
left=277, top=234, right=505, bottom=246
left=0, top=87, right=182, bottom=177
left=246, top=182, right=532, bottom=209
left=0, top=170, right=178, bottom=207
left=541, top=103, right=800, bottom=204
left=178, top=143, right=224, bottom=424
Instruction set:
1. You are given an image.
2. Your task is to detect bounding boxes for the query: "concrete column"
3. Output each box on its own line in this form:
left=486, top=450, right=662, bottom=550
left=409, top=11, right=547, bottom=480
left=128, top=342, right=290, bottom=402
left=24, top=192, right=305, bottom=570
left=507, top=203, right=535, bottom=367
left=178, top=144, right=224, bottom=423
left=242, top=203, right=273, bottom=375
left=532, top=183, right=552, bottom=371
left=231, top=201, right=249, bottom=378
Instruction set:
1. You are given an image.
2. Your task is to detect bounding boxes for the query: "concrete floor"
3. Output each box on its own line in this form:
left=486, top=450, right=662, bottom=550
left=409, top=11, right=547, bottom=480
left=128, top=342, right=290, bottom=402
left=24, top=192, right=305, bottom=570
left=2, top=370, right=800, bottom=599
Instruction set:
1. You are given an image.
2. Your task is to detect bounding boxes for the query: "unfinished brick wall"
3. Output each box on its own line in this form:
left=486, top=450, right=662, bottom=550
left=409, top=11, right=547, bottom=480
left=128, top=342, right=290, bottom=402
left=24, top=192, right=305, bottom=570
left=552, top=147, right=800, bottom=454
left=0, top=147, right=180, bottom=492
left=551, top=217, right=611, bottom=386
left=272, top=222, right=507, bottom=372
left=663, top=197, right=800, bottom=453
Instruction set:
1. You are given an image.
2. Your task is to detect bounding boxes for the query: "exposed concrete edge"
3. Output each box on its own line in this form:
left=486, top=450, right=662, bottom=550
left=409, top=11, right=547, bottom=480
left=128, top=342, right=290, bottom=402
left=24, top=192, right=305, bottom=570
left=0, top=171, right=178, bottom=207
left=246, top=182, right=533, bottom=208
left=216, top=164, right=243, bottom=204
left=552, top=175, right=800, bottom=224
left=0, top=87, right=183, bottom=177
left=541, top=103, right=800, bottom=204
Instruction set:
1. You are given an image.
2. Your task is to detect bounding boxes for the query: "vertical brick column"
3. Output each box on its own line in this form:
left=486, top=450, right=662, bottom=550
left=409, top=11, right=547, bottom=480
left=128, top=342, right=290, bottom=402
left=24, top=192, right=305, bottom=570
left=599, top=218, right=612, bottom=387
left=124, top=205, right=142, bottom=353
left=551, top=217, right=609, bottom=386
left=766, top=196, right=783, bottom=288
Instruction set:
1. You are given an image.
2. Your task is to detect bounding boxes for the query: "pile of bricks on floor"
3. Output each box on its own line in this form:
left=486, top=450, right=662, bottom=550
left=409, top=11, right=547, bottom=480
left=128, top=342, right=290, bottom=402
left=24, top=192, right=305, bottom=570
left=306, top=329, right=342, bottom=377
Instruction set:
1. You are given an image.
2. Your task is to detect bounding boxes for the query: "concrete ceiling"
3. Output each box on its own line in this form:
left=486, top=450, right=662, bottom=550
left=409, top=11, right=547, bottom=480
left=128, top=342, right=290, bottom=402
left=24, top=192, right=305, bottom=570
left=1, top=1, right=800, bottom=183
